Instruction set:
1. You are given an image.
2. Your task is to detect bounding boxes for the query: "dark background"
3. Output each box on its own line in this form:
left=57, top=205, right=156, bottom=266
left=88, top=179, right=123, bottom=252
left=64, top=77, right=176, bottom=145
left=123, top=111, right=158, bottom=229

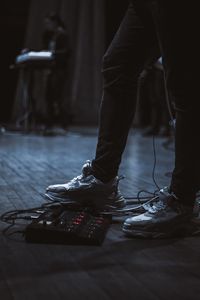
left=0, top=0, right=129, bottom=125
left=1, top=0, right=30, bottom=123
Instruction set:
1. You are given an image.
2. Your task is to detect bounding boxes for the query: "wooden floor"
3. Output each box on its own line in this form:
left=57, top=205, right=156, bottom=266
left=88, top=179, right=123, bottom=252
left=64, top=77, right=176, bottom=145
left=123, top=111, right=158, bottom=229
left=0, top=127, right=200, bottom=300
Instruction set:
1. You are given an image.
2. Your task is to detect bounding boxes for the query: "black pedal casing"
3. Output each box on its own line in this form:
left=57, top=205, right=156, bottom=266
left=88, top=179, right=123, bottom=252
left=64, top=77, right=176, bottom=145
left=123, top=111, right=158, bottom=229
left=25, top=206, right=112, bottom=246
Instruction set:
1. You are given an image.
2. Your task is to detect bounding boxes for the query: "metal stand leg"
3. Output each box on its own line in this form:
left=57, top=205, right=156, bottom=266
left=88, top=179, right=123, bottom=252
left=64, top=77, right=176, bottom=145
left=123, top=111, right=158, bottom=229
left=16, top=67, right=31, bottom=132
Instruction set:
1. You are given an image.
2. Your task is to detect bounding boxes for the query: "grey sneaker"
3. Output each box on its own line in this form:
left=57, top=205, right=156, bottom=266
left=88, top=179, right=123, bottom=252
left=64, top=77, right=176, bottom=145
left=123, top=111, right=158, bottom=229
left=123, top=189, right=194, bottom=238
left=45, top=160, right=126, bottom=212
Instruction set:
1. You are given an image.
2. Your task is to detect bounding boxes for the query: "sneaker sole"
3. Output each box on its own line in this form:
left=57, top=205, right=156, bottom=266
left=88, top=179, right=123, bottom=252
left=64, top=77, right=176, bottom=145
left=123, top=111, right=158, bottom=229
left=122, top=217, right=193, bottom=239
left=44, top=192, right=126, bottom=211
left=44, top=192, right=145, bottom=215
left=122, top=227, right=168, bottom=238
left=122, top=224, right=200, bottom=238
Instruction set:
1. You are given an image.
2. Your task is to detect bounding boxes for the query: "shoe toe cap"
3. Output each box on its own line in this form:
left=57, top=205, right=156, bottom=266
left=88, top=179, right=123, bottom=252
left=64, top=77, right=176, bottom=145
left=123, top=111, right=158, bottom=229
left=124, top=213, right=152, bottom=227
left=46, top=184, right=67, bottom=193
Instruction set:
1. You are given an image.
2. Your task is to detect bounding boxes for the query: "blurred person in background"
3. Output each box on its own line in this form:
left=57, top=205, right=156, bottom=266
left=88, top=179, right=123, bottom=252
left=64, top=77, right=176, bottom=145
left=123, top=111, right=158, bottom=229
left=42, top=12, right=71, bottom=134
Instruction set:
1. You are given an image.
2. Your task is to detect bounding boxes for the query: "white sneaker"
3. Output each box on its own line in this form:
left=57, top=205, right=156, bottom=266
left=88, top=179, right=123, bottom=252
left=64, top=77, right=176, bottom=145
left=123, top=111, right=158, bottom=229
left=123, top=189, right=194, bottom=238
left=45, top=160, right=126, bottom=211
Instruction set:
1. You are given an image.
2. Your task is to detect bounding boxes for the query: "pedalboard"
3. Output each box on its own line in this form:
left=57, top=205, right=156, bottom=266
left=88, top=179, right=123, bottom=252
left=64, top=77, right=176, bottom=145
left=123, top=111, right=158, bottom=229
left=25, top=205, right=112, bottom=245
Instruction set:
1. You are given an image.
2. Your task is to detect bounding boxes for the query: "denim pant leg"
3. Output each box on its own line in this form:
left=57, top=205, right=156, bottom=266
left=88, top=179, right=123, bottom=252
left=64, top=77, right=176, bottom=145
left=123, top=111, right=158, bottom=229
left=92, top=3, right=160, bottom=182
left=149, top=1, right=200, bottom=204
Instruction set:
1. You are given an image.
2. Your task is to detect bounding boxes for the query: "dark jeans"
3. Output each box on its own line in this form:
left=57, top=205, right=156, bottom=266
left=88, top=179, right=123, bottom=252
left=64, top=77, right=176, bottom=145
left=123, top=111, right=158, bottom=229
left=92, top=0, right=200, bottom=205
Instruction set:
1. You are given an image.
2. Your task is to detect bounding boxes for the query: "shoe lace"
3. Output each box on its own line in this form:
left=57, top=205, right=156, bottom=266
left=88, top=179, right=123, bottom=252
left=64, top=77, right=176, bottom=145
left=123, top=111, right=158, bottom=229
left=147, top=187, right=174, bottom=213
left=69, top=174, right=83, bottom=185
left=67, top=160, right=92, bottom=185
left=150, top=199, right=166, bottom=212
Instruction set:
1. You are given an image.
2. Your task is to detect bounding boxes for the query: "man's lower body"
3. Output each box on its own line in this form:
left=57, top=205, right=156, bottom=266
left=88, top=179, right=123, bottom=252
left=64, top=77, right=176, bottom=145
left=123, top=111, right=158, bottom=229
left=46, top=1, right=200, bottom=237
